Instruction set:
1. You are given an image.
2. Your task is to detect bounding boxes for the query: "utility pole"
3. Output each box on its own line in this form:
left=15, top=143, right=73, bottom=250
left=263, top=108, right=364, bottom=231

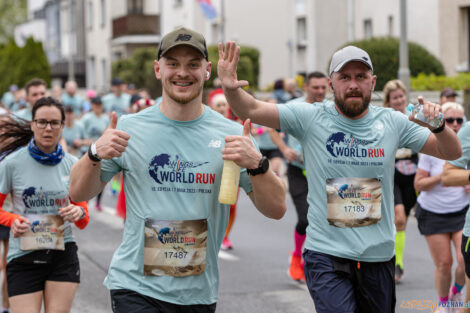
left=398, top=0, right=410, bottom=99
left=67, top=0, right=75, bottom=82
left=220, top=0, right=225, bottom=43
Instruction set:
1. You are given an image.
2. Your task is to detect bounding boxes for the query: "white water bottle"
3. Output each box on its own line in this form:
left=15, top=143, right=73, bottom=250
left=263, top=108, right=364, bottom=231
left=218, top=160, right=240, bottom=205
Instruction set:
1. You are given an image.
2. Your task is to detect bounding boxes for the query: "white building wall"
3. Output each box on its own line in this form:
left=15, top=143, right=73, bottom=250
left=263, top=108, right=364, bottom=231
left=14, top=19, right=46, bottom=47
left=85, top=0, right=112, bottom=92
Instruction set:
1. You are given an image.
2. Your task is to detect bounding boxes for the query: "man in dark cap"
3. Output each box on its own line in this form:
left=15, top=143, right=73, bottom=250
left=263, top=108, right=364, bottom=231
left=440, top=88, right=458, bottom=105
left=70, top=27, right=286, bottom=312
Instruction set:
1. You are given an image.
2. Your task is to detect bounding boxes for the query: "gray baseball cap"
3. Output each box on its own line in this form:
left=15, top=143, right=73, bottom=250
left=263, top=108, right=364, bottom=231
left=329, top=46, right=373, bottom=76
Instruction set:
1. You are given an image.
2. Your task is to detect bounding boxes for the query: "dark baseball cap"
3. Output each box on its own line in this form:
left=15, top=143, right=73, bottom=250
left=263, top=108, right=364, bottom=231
left=157, top=27, right=208, bottom=61
left=440, top=88, right=458, bottom=98
left=329, top=46, right=373, bottom=76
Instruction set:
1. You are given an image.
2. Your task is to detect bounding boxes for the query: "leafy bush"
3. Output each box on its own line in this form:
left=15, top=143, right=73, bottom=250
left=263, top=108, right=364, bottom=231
left=410, top=73, right=470, bottom=91
left=338, top=37, right=445, bottom=90
left=206, top=44, right=260, bottom=89
left=0, top=37, right=50, bottom=94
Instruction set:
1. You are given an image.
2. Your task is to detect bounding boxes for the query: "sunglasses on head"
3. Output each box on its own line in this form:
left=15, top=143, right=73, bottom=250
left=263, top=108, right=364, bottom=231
left=445, top=117, right=463, bottom=124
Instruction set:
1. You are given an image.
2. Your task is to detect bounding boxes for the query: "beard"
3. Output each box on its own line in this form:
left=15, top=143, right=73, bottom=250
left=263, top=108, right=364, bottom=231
left=163, top=81, right=203, bottom=105
left=334, top=90, right=371, bottom=118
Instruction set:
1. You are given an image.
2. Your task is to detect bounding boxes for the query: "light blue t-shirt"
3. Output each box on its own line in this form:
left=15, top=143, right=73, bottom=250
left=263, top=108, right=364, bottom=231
left=62, top=122, right=86, bottom=156
left=14, top=107, right=32, bottom=121
left=278, top=102, right=430, bottom=262
left=448, top=122, right=470, bottom=236
left=80, top=112, right=110, bottom=141
left=62, top=93, right=84, bottom=115
left=100, top=104, right=254, bottom=305
left=285, top=97, right=333, bottom=169
left=102, top=93, right=131, bottom=117
left=1, top=92, right=14, bottom=110
left=0, top=147, right=78, bottom=263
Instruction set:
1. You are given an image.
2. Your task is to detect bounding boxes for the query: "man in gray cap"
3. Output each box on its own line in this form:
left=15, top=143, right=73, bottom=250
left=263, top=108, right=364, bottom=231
left=69, top=27, right=286, bottom=312
left=217, top=42, right=461, bottom=312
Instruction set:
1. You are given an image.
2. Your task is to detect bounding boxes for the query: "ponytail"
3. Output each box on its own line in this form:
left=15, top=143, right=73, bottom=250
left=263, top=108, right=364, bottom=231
left=0, top=115, right=32, bottom=159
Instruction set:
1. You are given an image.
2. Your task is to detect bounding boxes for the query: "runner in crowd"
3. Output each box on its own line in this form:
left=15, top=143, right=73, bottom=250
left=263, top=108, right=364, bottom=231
left=440, top=88, right=458, bottom=105
left=414, top=102, right=467, bottom=312
left=62, top=106, right=89, bottom=157
left=80, top=96, right=110, bottom=211
left=69, top=27, right=286, bottom=313
left=441, top=117, right=470, bottom=313
left=208, top=89, right=238, bottom=250
left=0, top=97, right=89, bottom=313
left=61, top=81, right=84, bottom=116
left=102, top=78, right=131, bottom=118
left=382, top=79, right=418, bottom=282
left=269, top=71, right=330, bottom=282
left=15, top=78, right=47, bottom=121
left=218, top=42, right=461, bottom=313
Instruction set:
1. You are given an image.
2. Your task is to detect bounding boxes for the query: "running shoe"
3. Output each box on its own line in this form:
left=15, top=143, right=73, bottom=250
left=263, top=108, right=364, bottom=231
left=437, top=305, right=450, bottom=313
left=221, top=237, right=233, bottom=250
left=394, top=265, right=404, bottom=283
left=288, top=254, right=304, bottom=281
left=449, top=290, right=463, bottom=313
left=96, top=203, right=103, bottom=212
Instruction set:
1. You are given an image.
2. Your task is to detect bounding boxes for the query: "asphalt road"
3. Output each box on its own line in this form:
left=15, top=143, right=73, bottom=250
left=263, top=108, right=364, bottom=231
left=62, top=185, right=458, bottom=313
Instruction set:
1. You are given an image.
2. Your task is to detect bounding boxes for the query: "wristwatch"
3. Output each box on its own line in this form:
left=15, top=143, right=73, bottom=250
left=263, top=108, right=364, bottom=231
left=88, top=143, right=102, bottom=162
left=247, top=156, right=269, bottom=176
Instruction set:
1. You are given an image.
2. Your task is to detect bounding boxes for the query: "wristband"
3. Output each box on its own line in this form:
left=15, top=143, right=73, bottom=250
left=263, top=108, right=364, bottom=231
left=431, top=119, right=446, bottom=134
left=78, top=206, right=86, bottom=220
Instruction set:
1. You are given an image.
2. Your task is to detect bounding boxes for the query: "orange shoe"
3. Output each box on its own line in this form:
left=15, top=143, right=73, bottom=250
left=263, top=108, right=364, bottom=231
left=288, top=254, right=304, bottom=281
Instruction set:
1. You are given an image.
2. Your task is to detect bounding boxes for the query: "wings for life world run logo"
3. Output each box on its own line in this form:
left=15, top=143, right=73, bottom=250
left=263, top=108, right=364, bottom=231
left=22, top=187, right=68, bottom=210
left=326, top=132, right=384, bottom=159
left=148, top=154, right=215, bottom=185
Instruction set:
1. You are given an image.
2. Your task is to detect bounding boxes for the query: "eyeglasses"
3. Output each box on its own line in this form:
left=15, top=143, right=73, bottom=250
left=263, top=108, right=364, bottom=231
left=445, top=117, right=464, bottom=125
left=34, top=119, right=63, bottom=129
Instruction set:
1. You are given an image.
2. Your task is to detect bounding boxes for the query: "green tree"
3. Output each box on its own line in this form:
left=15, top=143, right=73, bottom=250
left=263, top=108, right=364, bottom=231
left=15, top=37, right=51, bottom=87
left=0, top=37, right=51, bottom=95
left=0, top=0, right=27, bottom=44
left=112, top=47, right=161, bottom=98
left=336, top=37, right=445, bottom=90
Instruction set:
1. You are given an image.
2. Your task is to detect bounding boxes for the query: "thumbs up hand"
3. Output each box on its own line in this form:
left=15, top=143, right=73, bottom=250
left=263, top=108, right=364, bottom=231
left=94, top=112, right=131, bottom=160
left=222, top=119, right=262, bottom=169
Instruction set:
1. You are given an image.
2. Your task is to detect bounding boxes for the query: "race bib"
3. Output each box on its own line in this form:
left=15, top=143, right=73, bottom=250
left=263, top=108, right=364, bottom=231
left=144, top=218, right=207, bottom=277
left=326, top=178, right=382, bottom=228
left=20, top=215, right=65, bottom=251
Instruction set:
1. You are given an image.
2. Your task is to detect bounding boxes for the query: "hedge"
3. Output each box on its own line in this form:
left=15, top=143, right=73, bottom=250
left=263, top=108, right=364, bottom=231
left=338, top=37, right=445, bottom=90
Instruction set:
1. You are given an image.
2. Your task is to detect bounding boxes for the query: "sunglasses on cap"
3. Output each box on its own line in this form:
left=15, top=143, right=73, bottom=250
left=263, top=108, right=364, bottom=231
left=445, top=117, right=463, bottom=124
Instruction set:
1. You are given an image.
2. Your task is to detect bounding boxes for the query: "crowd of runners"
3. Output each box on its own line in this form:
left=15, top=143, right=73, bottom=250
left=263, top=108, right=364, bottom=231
left=0, top=26, right=469, bottom=313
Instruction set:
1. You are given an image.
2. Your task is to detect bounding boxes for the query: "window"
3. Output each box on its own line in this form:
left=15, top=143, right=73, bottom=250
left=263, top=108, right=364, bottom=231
left=364, top=19, right=372, bottom=39
left=87, top=1, right=93, bottom=29
left=388, top=15, right=393, bottom=36
left=127, top=0, right=143, bottom=14
left=101, top=58, right=107, bottom=88
left=100, top=0, right=106, bottom=27
left=87, top=56, right=96, bottom=89
left=297, top=17, right=307, bottom=46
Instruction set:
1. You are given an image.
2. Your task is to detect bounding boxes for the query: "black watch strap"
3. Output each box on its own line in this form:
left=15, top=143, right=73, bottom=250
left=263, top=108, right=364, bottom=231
left=247, top=156, right=269, bottom=176
left=431, top=119, right=446, bottom=134
left=88, top=144, right=101, bottom=162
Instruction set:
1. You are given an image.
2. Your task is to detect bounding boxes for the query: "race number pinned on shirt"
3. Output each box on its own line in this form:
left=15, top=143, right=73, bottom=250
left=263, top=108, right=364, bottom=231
left=144, top=218, right=207, bottom=277
left=326, top=178, right=382, bottom=228
left=20, top=215, right=65, bottom=251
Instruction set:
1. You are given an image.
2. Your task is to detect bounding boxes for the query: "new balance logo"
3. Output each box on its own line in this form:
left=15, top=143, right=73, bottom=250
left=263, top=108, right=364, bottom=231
left=176, top=34, right=192, bottom=42
left=208, top=140, right=221, bottom=148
